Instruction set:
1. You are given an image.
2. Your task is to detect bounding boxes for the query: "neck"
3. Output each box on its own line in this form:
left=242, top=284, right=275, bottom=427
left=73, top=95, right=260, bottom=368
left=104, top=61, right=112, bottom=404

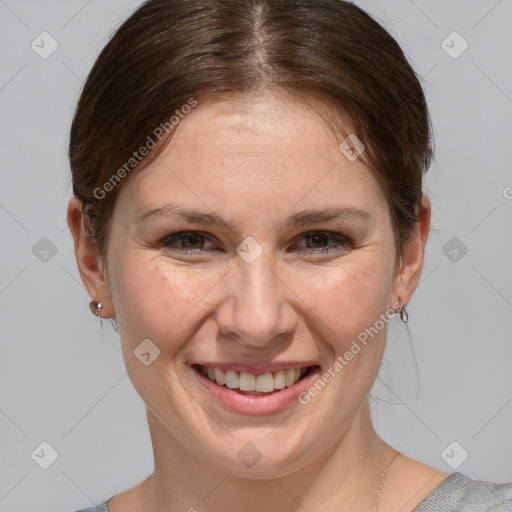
left=140, top=400, right=398, bottom=512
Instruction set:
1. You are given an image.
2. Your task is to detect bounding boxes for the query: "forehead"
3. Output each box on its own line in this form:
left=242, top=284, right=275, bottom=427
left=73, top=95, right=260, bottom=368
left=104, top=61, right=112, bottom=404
left=162, top=94, right=343, bottom=165
left=116, top=93, right=388, bottom=220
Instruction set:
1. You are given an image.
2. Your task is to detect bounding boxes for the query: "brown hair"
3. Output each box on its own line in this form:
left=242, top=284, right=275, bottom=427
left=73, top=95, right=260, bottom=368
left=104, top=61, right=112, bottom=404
left=68, top=0, right=433, bottom=270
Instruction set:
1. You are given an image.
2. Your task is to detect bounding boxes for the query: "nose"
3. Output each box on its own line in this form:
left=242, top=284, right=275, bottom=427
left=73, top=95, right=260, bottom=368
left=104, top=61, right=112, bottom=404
left=214, top=251, right=298, bottom=350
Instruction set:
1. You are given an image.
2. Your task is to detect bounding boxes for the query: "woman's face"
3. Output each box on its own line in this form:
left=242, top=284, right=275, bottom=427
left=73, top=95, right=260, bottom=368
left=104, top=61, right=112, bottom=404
left=103, top=94, right=404, bottom=476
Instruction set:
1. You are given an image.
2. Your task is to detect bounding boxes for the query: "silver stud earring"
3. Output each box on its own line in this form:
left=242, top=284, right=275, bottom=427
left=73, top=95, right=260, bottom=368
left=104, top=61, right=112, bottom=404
left=399, top=301, right=408, bottom=323
left=89, top=300, right=103, bottom=328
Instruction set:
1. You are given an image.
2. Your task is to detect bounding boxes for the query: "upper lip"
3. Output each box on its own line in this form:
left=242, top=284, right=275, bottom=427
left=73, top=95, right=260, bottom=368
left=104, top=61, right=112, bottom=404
left=189, top=361, right=319, bottom=376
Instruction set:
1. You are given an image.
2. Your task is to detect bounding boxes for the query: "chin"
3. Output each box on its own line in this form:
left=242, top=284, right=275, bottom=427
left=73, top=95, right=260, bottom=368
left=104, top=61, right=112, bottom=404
left=200, top=430, right=313, bottom=478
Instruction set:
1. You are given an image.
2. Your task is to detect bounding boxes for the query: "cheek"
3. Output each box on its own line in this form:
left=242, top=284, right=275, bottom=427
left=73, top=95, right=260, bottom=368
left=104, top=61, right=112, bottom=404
left=113, top=255, right=226, bottom=350
left=303, top=260, right=393, bottom=346
left=112, top=247, right=394, bottom=361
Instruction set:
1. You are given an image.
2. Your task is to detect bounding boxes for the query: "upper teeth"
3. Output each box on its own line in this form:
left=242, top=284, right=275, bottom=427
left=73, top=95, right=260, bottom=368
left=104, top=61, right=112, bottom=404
left=200, top=366, right=308, bottom=392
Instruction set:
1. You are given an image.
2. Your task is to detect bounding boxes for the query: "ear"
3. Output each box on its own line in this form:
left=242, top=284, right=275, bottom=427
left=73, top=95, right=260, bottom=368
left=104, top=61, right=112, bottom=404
left=67, top=197, right=115, bottom=318
left=391, top=194, right=431, bottom=308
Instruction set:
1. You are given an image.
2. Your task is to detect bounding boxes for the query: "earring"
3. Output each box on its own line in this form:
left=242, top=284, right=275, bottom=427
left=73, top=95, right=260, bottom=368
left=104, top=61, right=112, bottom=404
left=89, top=300, right=103, bottom=328
left=110, top=317, right=119, bottom=333
left=399, top=300, right=408, bottom=323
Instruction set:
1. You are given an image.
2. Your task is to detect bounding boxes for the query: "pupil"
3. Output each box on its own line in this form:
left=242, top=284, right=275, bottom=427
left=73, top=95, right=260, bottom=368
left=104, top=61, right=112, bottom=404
left=185, top=234, right=203, bottom=248
left=308, top=234, right=327, bottom=247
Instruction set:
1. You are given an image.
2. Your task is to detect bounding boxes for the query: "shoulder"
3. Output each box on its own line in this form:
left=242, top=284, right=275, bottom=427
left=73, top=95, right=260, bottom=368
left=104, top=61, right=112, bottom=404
left=414, top=472, right=512, bottom=511
left=73, top=499, right=111, bottom=512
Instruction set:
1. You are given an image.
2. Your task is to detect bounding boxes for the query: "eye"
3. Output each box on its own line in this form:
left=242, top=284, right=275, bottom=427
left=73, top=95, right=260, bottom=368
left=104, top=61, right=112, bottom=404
left=159, top=230, right=349, bottom=256
left=293, top=231, right=349, bottom=255
left=160, top=231, right=215, bottom=254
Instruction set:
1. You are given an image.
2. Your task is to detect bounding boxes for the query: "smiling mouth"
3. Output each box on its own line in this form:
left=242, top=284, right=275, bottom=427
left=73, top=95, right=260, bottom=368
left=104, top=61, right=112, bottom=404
left=192, top=364, right=319, bottom=395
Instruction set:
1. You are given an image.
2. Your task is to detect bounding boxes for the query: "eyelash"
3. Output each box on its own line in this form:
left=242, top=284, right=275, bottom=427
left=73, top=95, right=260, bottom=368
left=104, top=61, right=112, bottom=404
left=159, top=230, right=349, bottom=256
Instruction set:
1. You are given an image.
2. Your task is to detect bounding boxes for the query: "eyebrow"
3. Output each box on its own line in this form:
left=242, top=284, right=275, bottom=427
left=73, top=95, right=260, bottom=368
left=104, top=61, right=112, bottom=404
left=136, top=204, right=371, bottom=231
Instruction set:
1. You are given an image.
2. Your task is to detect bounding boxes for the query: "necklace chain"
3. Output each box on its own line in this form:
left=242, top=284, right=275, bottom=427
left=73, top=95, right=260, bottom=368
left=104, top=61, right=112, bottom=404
left=375, top=452, right=399, bottom=512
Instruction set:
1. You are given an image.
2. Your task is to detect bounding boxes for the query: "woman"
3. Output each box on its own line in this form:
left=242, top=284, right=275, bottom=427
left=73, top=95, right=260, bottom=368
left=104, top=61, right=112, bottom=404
left=67, top=0, right=512, bottom=510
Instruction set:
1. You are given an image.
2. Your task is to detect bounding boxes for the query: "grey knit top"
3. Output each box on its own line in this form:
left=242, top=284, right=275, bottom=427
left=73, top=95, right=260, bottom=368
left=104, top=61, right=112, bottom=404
left=74, top=472, right=512, bottom=511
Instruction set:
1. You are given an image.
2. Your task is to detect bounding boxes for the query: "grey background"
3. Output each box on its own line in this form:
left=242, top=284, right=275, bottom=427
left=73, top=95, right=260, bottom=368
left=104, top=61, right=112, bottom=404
left=1, top=1, right=511, bottom=511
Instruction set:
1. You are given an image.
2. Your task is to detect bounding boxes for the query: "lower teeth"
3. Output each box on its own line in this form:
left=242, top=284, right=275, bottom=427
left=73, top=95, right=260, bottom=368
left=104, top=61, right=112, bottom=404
left=233, top=388, right=279, bottom=395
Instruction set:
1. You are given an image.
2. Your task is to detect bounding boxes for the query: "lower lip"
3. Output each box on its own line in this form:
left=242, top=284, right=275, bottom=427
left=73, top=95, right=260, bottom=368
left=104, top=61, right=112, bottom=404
left=190, top=365, right=321, bottom=415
